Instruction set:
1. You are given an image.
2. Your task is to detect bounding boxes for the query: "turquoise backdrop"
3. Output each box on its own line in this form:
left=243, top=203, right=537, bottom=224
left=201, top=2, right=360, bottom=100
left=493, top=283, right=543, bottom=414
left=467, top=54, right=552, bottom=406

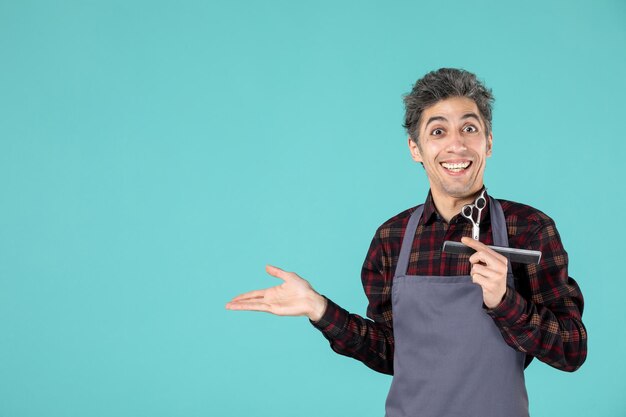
left=1, top=1, right=625, bottom=416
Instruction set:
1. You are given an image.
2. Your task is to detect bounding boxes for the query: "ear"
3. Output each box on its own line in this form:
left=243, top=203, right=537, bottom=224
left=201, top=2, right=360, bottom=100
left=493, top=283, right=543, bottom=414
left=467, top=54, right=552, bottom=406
left=408, top=136, right=423, bottom=163
left=486, top=132, right=493, bottom=157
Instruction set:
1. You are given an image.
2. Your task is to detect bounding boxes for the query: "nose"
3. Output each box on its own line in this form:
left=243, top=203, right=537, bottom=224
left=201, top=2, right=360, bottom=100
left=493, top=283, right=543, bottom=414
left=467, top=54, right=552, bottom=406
left=445, top=130, right=467, bottom=153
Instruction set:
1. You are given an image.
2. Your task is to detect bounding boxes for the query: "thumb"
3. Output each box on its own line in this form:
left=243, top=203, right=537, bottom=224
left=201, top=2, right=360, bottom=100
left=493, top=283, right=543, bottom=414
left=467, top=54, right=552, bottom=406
left=265, top=264, right=292, bottom=281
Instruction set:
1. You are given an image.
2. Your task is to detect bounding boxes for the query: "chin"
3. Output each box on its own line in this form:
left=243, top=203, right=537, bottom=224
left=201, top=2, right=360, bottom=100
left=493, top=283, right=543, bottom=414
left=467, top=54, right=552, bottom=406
left=442, top=184, right=478, bottom=198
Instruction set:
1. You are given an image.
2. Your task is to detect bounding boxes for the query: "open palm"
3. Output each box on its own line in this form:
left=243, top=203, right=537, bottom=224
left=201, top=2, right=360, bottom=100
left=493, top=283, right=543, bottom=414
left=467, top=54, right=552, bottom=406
left=226, top=265, right=324, bottom=318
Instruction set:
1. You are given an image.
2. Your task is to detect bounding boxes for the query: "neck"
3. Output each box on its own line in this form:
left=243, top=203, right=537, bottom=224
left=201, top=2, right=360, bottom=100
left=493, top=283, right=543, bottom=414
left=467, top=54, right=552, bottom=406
left=431, top=187, right=484, bottom=223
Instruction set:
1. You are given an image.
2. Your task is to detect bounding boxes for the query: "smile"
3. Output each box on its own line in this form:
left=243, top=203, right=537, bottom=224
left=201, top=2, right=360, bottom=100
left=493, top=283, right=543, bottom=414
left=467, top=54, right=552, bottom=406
left=440, top=161, right=472, bottom=173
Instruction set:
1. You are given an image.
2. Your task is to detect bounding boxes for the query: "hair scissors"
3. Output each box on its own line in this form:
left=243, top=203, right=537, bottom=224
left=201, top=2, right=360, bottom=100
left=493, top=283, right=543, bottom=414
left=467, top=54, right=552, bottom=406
left=461, top=189, right=487, bottom=241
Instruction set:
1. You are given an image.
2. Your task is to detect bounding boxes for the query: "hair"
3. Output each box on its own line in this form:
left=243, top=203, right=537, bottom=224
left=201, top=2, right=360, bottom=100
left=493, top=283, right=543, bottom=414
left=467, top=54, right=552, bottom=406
left=403, top=68, right=494, bottom=145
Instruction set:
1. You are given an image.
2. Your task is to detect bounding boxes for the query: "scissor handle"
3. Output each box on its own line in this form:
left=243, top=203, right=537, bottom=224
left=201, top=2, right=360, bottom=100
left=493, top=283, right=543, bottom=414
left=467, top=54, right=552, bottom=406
left=475, top=195, right=487, bottom=210
left=461, top=205, right=473, bottom=219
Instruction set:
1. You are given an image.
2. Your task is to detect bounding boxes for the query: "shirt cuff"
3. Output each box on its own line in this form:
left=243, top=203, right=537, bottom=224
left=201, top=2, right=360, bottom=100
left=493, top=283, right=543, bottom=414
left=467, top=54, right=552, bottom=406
left=309, top=295, right=350, bottom=340
left=486, top=286, right=528, bottom=328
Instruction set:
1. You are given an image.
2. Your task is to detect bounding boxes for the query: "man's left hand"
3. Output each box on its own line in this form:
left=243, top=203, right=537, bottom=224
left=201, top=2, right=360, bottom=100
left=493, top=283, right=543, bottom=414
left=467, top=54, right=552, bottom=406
left=461, top=237, right=508, bottom=309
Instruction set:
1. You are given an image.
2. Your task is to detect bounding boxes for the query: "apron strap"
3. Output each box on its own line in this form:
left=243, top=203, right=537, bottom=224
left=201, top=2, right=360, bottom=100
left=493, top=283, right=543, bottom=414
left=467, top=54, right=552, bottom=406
left=395, top=205, right=424, bottom=277
left=395, top=196, right=514, bottom=285
left=489, top=197, right=515, bottom=284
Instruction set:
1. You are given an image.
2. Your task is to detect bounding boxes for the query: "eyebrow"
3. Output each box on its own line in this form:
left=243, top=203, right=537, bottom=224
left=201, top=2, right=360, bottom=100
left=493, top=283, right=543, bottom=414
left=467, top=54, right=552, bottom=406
left=425, top=116, right=448, bottom=127
left=424, top=112, right=482, bottom=129
left=461, top=112, right=481, bottom=122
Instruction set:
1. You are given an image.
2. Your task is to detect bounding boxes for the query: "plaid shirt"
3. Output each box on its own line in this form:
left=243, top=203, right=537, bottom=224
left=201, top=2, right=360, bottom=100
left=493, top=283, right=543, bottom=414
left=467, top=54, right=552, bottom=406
left=311, top=189, right=587, bottom=375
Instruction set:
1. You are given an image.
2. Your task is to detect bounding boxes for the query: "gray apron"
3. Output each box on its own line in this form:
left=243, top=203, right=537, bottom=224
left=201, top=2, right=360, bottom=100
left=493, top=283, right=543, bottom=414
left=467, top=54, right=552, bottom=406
left=385, top=198, right=529, bottom=417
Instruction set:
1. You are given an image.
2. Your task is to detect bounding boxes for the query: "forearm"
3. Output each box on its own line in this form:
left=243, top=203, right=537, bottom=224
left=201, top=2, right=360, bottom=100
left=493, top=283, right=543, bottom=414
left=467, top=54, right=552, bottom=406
left=310, top=296, right=394, bottom=375
left=486, top=216, right=588, bottom=371
left=488, top=286, right=587, bottom=371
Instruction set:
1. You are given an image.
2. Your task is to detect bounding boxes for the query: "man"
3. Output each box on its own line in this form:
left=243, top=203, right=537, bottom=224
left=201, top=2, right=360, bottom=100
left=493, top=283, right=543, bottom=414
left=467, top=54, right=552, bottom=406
left=226, top=68, right=587, bottom=417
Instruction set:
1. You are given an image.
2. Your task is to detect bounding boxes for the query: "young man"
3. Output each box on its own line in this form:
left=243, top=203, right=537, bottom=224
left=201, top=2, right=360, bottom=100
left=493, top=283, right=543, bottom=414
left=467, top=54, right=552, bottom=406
left=226, top=68, right=587, bottom=417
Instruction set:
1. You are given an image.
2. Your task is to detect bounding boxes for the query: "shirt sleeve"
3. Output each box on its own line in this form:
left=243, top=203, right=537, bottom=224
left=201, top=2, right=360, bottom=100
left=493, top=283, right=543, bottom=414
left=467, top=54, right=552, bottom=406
left=309, top=231, right=395, bottom=375
left=486, top=217, right=587, bottom=372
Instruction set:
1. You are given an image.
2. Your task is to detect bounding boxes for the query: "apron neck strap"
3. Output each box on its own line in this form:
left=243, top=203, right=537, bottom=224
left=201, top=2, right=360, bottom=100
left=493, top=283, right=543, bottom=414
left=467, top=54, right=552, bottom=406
left=395, top=205, right=424, bottom=277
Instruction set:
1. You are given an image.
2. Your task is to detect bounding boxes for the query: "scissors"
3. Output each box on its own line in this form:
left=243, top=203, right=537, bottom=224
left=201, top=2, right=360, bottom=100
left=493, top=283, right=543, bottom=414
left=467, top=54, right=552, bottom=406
left=461, top=189, right=487, bottom=241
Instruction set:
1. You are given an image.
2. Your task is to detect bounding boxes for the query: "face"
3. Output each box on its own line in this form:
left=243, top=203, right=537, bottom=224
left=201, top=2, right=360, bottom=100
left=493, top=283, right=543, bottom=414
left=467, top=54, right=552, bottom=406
left=408, top=96, right=492, bottom=202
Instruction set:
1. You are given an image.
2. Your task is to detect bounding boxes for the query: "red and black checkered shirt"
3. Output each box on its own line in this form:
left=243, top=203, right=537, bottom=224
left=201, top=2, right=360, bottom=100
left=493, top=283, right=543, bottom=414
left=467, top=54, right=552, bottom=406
left=311, top=189, right=587, bottom=374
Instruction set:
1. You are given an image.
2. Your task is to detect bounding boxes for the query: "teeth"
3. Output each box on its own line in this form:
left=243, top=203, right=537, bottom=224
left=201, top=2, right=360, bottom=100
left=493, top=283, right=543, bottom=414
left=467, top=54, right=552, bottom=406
left=441, top=161, right=470, bottom=172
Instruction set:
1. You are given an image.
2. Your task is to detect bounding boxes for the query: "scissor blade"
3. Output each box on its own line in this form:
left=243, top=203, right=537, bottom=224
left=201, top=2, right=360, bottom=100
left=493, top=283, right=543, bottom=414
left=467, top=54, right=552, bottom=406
left=472, top=225, right=480, bottom=240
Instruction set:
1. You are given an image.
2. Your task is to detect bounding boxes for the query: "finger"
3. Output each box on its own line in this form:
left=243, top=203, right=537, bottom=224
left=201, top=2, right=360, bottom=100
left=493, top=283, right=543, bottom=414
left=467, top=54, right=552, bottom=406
left=471, top=264, right=485, bottom=278
left=468, top=250, right=504, bottom=267
left=469, top=251, right=500, bottom=267
left=461, top=236, right=490, bottom=251
left=470, top=271, right=487, bottom=285
left=471, top=263, right=501, bottom=280
left=469, top=250, right=486, bottom=265
left=470, top=252, right=507, bottom=272
left=266, top=264, right=292, bottom=281
left=225, top=300, right=272, bottom=312
left=462, top=239, right=506, bottom=267
left=230, top=289, right=267, bottom=302
left=461, top=237, right=500, bottom=259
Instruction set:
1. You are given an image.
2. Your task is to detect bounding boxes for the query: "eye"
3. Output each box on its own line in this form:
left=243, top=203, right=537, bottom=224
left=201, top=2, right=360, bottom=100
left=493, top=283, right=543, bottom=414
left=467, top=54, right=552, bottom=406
left=431, top=128, right=445, bottom=136
left=463, top=125, right=478, bottom=133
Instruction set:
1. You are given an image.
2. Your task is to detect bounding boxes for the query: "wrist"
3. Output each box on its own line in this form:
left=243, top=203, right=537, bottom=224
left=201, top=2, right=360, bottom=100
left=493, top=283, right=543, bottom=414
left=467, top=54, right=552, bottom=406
left=307, top=292, right=328, bottom=323
left=486, top=288, right=507, bottom=309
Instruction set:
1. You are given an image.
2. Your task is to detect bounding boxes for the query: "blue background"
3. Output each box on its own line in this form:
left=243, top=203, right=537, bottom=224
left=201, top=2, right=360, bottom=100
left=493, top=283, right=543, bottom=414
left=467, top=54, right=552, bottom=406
left=1, top=1, right=625, bottom=416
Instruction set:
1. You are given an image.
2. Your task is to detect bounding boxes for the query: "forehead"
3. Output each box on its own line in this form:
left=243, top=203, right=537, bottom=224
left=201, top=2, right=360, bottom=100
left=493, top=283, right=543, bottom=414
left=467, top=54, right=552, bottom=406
left=420, top=97, right=482, bottom=128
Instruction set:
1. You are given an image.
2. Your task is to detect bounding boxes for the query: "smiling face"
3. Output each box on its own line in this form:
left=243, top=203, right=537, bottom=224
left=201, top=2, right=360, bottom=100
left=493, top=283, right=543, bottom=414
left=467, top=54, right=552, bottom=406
left=408, top=96, right=492, bottom=203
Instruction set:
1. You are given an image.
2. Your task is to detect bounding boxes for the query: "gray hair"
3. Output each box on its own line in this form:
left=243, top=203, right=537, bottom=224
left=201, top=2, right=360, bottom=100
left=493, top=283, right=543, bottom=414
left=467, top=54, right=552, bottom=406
left=403, top=68, right=494, bottom=144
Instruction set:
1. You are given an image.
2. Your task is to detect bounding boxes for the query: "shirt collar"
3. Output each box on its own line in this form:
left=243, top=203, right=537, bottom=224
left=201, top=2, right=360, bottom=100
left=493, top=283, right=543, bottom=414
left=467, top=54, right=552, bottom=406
left=421, top=186, right=490, bottom=225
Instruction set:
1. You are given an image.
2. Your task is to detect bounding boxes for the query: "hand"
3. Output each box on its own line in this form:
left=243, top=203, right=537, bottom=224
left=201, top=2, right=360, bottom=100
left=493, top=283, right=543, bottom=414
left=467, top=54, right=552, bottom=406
left=225, top=265, right=328, bottom=322
left=461, top=237, right=508, bottom=309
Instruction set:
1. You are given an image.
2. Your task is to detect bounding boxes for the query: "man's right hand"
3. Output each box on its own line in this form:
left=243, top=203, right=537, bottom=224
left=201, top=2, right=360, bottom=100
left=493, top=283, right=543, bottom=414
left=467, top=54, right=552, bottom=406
left=225, top=265, right=328, bottom=322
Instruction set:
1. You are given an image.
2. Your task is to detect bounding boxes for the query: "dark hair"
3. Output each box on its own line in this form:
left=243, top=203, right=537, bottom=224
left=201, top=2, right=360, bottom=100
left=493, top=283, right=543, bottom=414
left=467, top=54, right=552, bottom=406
left=403, top=68, right=494, bottom=144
